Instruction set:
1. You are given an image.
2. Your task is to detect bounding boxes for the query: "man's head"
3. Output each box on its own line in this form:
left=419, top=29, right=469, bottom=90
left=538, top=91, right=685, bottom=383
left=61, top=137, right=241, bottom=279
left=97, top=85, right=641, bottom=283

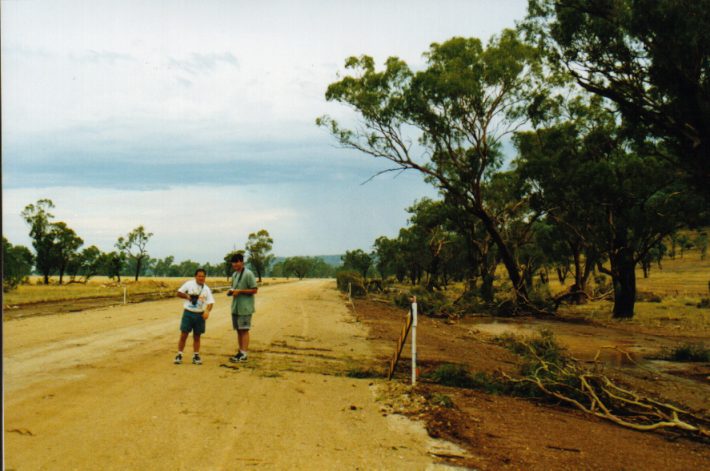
left=194, top=268, right=207, bottom=285
left=230, top=253, right=245, bottom=272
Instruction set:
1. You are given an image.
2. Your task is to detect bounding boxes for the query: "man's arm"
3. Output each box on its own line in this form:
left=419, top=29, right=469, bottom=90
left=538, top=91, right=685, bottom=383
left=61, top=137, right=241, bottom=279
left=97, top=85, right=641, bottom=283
left=177, top=282, right=190, bottom=300
left=229, top=288, right=257, bottom=297
left=230, top=272, right=258, bottom=297
left=202, top=302, right=214, bottom=319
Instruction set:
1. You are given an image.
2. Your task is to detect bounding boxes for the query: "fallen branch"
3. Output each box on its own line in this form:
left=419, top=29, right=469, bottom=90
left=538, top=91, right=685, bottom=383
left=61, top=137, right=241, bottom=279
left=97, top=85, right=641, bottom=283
left=497, top=337, right=710, bottom=442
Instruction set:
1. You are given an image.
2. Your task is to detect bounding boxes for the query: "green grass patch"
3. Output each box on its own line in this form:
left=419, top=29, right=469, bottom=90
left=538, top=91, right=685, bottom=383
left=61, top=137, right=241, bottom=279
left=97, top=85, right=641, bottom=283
left=430, top=393, right=454, bottom=408
left=424, top=363, right=506, bottom=394
left=661, top=343, right=710, bottom=362
left=345, top=367, right=383, bottom=378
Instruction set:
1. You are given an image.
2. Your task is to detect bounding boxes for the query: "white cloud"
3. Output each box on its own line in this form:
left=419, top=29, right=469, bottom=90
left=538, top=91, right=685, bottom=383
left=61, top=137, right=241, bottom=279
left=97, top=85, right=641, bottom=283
left=2, top=0, right=527, bottom=259
left=3, top=173, right=438, bottom=262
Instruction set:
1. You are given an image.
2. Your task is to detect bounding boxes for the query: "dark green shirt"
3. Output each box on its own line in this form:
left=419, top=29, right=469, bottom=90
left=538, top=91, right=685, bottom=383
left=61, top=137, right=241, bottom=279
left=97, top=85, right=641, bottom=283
left=231, top=268, right=257, bottom=315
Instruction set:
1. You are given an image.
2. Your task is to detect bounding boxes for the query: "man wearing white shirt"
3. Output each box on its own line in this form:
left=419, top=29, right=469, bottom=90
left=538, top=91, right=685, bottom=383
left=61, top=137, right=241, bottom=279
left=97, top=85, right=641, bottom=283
left=174, top=268, right=215, bottom=365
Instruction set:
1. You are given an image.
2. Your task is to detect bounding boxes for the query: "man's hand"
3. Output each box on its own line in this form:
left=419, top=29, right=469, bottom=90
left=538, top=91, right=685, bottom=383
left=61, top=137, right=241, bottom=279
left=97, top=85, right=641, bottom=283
left=202, top=311, right=210, bottom=320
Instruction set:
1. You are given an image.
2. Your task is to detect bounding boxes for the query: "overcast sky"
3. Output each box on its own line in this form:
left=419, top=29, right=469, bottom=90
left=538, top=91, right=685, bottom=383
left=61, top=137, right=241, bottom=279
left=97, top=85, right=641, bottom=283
left=2, top=0, right=528, bottom=263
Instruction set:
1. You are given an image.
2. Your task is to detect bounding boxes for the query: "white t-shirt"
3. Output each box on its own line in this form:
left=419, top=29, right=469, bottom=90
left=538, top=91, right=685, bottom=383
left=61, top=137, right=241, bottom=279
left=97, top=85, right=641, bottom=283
left=178, top=280, right=215, bottom=313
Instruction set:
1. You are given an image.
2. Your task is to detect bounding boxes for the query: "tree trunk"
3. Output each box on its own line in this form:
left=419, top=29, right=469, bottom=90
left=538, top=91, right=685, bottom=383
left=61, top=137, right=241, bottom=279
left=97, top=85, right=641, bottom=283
left=481, top=272, right=495, bottom=303
left=426, top=258, right=440, bottom=292
left=134, top=258, right=142, bottom=281
left=611, top=250, right=636, bottom=319
left=569, top=248, right=585, bottom=304
left=478, top=211, right=528, bottom=302
left=556, top=266, right=567, bottom=284
left=581, top=253, right=595, bottom=289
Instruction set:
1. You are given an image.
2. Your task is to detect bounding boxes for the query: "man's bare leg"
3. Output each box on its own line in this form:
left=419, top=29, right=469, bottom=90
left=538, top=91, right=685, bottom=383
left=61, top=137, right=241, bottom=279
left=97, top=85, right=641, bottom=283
left=178, top=331, right=189, bottom=352
left=237, top=329, right=250, bottom=352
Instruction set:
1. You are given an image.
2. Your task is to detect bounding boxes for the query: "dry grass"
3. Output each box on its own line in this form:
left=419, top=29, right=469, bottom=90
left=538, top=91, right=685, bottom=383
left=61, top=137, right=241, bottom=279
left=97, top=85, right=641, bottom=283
left=5, top=277, right=185, bottom=306
left=390, top=247, right=709, bottom=333
left=549, top=250, right=709, bottom=332
left=4, top=276, right=292, bottom=306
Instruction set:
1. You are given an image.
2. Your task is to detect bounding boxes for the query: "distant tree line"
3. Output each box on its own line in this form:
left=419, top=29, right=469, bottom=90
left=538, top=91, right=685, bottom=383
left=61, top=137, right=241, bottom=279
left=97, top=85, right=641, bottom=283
left=269, top=256, right=336, bottom=279
left=319, top=0, right=710, bottom=319
left=3, top=198, right=281, bottom=290
left=4, top=199, right=346, bottom=290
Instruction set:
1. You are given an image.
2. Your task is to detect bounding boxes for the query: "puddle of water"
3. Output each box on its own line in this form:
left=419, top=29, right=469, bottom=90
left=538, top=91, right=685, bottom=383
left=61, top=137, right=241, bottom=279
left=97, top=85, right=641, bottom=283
left=473, top=320, right=648, bottom=362
left=473, top=322, right=535, bottom=337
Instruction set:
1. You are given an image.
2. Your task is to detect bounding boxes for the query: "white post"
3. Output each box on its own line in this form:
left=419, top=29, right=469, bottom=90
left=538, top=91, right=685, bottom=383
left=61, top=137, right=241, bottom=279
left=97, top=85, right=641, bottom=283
left=123, top=287, right=127, bottom=305
left=411, top=297, right=418, bottom=386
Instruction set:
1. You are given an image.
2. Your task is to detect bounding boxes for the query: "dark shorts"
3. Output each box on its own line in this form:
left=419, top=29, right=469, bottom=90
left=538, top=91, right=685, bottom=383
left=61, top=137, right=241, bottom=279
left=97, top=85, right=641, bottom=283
left=231, top=313, right=252, bottom=331
left=180, top=310, right=206, bottom=335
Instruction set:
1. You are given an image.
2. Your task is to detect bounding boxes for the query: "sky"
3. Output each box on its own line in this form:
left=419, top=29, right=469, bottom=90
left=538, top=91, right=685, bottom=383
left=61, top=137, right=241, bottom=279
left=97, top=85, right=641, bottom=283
left=2, top=0, right=529, bottom=263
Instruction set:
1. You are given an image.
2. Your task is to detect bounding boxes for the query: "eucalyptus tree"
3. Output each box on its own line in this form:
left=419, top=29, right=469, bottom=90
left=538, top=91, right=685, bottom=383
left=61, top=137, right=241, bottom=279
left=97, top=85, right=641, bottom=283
left=21, top=199, right=58, bottom=284
left=341, top=249, right=373, bottom=281
left=104, top=251, right=125, bottom=282
left=318, top=31, right=544, bottom=307
left=373, top=236, right=407, bottom=282
left=524, top=0, right=710, bottom=195
left=153, top=256, right=176, bottom=277
left=283, top=256, right=316, bottom=280
left=515, top=95, right=705, bottom=318
left=67, top=245, right=103, bottom=283
left=2, top=237, right=34, bottom=291
left=246, top=229, right=274, bottom=282
left=51, top=222, right=84, bottom=284
left=116, top=225, right=153, bottom=281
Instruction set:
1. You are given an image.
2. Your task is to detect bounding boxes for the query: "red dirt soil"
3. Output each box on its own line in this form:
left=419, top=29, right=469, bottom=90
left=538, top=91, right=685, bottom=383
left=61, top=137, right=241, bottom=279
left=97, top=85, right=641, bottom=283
left=353, top=298, right=710, bottom=470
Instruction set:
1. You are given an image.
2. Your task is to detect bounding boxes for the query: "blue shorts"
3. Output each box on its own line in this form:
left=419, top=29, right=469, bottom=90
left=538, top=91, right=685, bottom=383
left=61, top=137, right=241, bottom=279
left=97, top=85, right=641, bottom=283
left=180, top=310, right=205, bottom=335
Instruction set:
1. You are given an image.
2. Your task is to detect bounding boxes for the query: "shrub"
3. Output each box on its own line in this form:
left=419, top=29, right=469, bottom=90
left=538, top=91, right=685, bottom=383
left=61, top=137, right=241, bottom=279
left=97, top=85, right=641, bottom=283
left=527, top=283, right=556, bottom=311
left=425, top=363, right=506, bottom=393
left=345, top=367, right=383, bottom=378
left=661, top=343, right=710, bottom=362
left=494, top=329, right=569, bottom=377
left=336, top=270, right=366, bottom=297
left=637, top=291, right=663, bottom=303
left=430, top=393, right=454, bottom=408
left=395, top=286, right=448, bottom=317
left=593, top=274, right=611, bottom=295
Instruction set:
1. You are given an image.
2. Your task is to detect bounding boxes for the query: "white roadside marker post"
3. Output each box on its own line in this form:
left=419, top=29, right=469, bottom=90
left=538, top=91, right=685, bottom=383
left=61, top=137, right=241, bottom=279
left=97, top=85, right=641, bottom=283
left=411, top=296, right=418, bottom=386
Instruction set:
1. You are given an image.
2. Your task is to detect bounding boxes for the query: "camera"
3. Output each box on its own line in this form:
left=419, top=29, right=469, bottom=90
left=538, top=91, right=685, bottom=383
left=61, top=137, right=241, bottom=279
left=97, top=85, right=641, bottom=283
left=189, top=294, right=200, bottom=305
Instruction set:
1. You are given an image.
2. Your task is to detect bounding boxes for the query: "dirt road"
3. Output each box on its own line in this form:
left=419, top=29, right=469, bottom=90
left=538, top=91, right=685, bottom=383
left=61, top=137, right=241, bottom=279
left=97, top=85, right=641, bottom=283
left=4, top=280, right=457, bottom=470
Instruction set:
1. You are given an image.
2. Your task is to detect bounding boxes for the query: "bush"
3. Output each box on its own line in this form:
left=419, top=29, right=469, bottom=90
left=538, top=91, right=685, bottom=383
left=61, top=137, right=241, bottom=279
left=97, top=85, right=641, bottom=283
left=430, top=393, right=454, bottom=408
left=527, top=283, right=556, bottom=311
left=593, top=274, right=611, bottom=295
left=425, top=363, right=506, bottom=393
left=661, top=343, right=710, bottom=362
left=494, top=329, right=569, bottom=377
left=336, top=270, right=366, bottom=297
left=345, top=367, right=383, bottom=378
left=394, top=285, right=448, bottom=317
left=495, top=299, right=520, bottom=317
left=637, top=291, right=663, bottom=303
left=2, top=238, right=34, bottom=292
